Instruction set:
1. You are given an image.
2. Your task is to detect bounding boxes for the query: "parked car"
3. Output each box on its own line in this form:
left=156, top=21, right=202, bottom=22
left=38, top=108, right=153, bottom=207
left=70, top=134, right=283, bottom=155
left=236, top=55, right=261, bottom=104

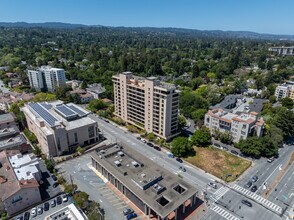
left=179, top=166, right=186, bottom=172
left=241, top=200, right=252, bottom=207
left=56, top=196, right=62, bottom=205
left=176, top=157, right=183, bottom=163
left=251, top=185, right=258, bottom=192
left=51, top=174, right=57, bottom=181
left=126, top=213, right=137, bottom=220
left=231, top=150, right=239, bottom=155
left=267, top=157, right=274, bottom=163
left=62, top=194, right=68, bottom=202
left=214, top=143, right=221, bottom=148
left=153, top=146, right=161, bottom=151
left=51, top=199, right=56, bottom=208
left=136, top=137, right=141, bottom=140
left=44, top=202, right=49, bottom=211
left=31, top=208, right=37, bottom=218
left=37, top=207, right=43, bottom=215
left=147, top=142, right=154, bottom=147
left=251, top=176, right=258, bottom=182
left=123, top=208, right=134, bottom=216
left=223, top=146, right=229, bottom=151
left=53, top=182, right=59, bottom=188
left=168, top=153, right=174, bottom=158
left=24, top=212, right=30, bottom=220
left=208, top=182, right=218, bottom=189
left=245, top=181, right=252, bottom=188
left=141, top=139, right=147, bottom=143
left=16, top=216, right=23, bottom=220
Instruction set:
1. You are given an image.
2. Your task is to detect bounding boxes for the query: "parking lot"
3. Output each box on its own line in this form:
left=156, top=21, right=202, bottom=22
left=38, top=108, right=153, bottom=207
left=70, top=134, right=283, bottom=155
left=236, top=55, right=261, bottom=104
left=13, top=194, right=71, bottom=220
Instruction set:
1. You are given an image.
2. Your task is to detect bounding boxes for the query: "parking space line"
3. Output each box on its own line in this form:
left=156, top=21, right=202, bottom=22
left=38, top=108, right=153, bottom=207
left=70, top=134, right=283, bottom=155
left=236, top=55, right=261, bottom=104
left=108, top=198, right=121, bottom=202
left=103, top=192, right=114, bottom=196
left=113, top=201, right=125, bottom=206
left=117, top=204, right=129, bottom=209
left=106, top=195, right=118, bottom=200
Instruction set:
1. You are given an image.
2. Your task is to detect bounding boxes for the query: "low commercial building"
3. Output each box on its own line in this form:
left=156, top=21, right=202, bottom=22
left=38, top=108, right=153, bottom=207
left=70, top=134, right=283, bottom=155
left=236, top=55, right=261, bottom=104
left=0, top=150, right=41, bottom=216
left=22, top=101, right=99, bottom=157
left=0, top=113, right=29, bottom=152
left=269, top=46, right=294, bottom=56
left=45, top=203, right=87, bottom=220
left=90, top=143, right=199, bottom=220
left=275, top=82, right=294, bottom=100
left=112, top=72, right=180, bottom=140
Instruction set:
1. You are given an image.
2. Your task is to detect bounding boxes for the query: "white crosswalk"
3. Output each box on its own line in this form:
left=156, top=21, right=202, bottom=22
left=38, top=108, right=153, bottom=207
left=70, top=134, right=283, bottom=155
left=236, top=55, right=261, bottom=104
left=211, top=205, right=240, bottom=220
left=210, top=186, right=230, bottom=202
left=232, top=184, right=283, bottom=214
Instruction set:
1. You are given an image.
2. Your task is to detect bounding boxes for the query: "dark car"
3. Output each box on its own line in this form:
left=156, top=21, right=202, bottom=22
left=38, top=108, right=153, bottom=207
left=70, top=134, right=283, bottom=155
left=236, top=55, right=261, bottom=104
left=126, top=213, right=137, bottom=220
left=245, top=181, right=252, bottom=188
left=44, top=202, right=50, bottom=211
left=136, top=137, right=141, bottom=140
left=223, top=146, right=229, bottom=151
left=53, top=182, right=59, bottom=188
left=176, top=157, right=183, bottom=163
left=123, top=208, right=134, bottom=216
left=251, top=176, right=258, bottom=182
left=241, top=200, right=252, bottom=207
left=24, top=212, right=30, bottom=220
left=51, top=174, right=57, bottom=181
left=153, top=146, right=161, bottom=151
left=146, top=142, right=154, bottom=147
left=251, top=185, right=258, bottom=192
left=56, top=196, right=62, bottom=205
left=231, top=150, right=239, bottom=155
left=179, top=166, right=186, bottom=172
left=16, top=216, right=24, bottom=220
left=214, top=143, right=221, bottom=148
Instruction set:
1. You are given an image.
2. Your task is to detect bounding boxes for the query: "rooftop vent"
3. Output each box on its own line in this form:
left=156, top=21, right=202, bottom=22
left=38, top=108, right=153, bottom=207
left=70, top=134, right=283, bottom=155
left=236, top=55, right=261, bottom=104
left=131, top=161, right=139, bottom=167
left=114, top=160, right=121, bottom=167
left=117, top=151, right=124, bottom=157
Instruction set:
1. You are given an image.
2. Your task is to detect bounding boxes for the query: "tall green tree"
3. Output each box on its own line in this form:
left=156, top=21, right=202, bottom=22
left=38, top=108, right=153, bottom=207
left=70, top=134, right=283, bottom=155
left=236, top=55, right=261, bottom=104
left=191, top=127, right=211, bottom=147
left=171, top=137, right=193, bottom=157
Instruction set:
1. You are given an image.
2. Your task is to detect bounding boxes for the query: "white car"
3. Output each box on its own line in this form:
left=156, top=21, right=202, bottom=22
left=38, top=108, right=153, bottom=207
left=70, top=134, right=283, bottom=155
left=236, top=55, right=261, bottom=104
left=31, top=208, right=37, bottom=217
left=208, top=182, right=218, bottom=189
left=62, top=194, right=68, bottom=202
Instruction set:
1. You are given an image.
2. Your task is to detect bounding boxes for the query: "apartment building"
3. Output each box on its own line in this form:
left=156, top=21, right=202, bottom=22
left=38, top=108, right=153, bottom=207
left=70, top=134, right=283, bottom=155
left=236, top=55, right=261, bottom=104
left=205, top=108, right=264, bottom=142
left=275, top=82, right=294, bottom=100
left=22, top=101, right=99, bottom=157
left=0, top=150, right=42, bottom=216
left=112, top=72, right=179, bottom=139
left=27, top=66, right=66, bottom=92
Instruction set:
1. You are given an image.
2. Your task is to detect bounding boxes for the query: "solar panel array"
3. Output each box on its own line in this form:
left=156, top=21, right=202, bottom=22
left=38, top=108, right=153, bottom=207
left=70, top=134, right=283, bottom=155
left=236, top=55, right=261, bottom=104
left=29, top=103, right=58, bottom=127
left=55, top=104, right=77, bottom=117
left=67, top=105, right=87, bottom=117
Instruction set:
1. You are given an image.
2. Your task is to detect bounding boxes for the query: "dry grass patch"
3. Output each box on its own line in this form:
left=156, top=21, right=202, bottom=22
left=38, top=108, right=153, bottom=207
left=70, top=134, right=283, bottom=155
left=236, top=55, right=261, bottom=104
left=186, top=146, right=251, bottom=182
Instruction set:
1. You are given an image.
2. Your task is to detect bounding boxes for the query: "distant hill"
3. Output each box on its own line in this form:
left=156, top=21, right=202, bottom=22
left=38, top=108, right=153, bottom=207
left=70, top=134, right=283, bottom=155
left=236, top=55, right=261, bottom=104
left=0, top=21, right=293, bottom=40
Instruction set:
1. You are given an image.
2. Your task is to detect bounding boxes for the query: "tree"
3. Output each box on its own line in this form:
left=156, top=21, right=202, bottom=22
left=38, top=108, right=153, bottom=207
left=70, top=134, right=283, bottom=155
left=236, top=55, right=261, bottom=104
left=191, top=109, right=207, bottom=124
left=73, top=191, right=89, bottom=208
left=171, top=137, right=193, bottom=157
left=191, top=127, right=211, bottom=147
left=33, top=145, right=42, bottom=157
left=88, top=99, right=107, bottom=112
left=178, top=115, right=187, bottom=130
left=272, top=107, right=294, bottom=138
left=81, top=81, right=88, bottom=89
left=269, top=95, right=276, bottom=104
left=45, top=159, right=55, bottom=173
left=281, top=97, right=294, bottom=109
left=147, top=132, right=156, bottom=141
left=237, top=137, right=263, bottom=158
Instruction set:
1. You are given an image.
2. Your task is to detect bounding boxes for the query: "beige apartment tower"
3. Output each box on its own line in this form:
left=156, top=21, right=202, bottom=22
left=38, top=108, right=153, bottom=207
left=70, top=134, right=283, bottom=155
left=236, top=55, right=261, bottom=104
left=112, top=72, right=179, bottom=139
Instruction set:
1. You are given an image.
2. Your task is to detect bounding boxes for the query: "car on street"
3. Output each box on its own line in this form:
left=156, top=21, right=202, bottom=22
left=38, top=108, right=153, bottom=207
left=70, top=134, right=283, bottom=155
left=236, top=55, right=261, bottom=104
left=53, top=182, right=59, bottom=188
left=208, top=182, right=218, bottom=189
left=44, top=202, right=50, bottom=211
left=37, top=207, right=43, bottom=215
left=267, top=157, right=274, bottom=163
left=168, top=153, right=174, bottom=158
left=153, top=146, right=161, bottom=151
left=57, top=196, right=62, bottom=205
left=176, top=157, right=183, bottom=163
left=245, top=181, right=252, bottom=188
left=223, top=146, right=229, bottom=151
left=251, top=176, right=258, bottom=182
left=24, top=212, right=30, bottom=220
left=251, top=185, right=258, bottom=192
left=141, top=139, right=147, bottom=143
left=50, top=199, right=56, bottom=208
left=51, top=174, right=57, bottom=181
left=214, top=143, right=221, bottom=148
left=62, top=194, right=68, bottom=202
left=123, top=208, right=134, bottom=215
left=231, top=150, right=239, bottom=155
left=146, top=142, right=154, bottom=147
left=16, top=216, right=23, bottom=220
left=126, top=213, right=137, bottom=219
left=31, top=208, right=37, bottom=218
left=179, top=166, right=186, bottom=172
left=136, top=137, right=141, bottom=141
left=241, top=200, right=252, bottom=207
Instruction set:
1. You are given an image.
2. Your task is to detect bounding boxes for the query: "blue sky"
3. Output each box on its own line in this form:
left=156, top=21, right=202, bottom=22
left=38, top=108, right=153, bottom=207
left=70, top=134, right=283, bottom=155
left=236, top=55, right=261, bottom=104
left=0, top=0, right=293, bottom=34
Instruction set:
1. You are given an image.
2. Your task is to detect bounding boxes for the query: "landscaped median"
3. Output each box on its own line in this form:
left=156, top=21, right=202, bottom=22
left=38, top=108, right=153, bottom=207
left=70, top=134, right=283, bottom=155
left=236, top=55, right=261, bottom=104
left=185, top=146, right=251, bottom=182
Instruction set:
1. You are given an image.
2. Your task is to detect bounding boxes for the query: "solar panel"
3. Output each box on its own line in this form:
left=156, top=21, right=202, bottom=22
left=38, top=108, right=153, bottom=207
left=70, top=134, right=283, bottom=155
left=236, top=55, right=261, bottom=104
left=67, top=104, right=87, bottom=117
left=55, top=105, right=77, bottom=117
left=29, top=103, right=58, bottom=126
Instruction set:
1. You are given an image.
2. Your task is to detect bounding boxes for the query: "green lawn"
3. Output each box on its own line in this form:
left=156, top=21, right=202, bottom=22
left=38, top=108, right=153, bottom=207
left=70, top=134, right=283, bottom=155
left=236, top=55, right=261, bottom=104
left=186, top=146, right=251, bottom=182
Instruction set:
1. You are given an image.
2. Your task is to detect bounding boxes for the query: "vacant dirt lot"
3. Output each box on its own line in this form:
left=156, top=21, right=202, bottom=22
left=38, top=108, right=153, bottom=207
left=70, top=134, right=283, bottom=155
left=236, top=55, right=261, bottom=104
left=186, top=146, right=251, bottom=182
